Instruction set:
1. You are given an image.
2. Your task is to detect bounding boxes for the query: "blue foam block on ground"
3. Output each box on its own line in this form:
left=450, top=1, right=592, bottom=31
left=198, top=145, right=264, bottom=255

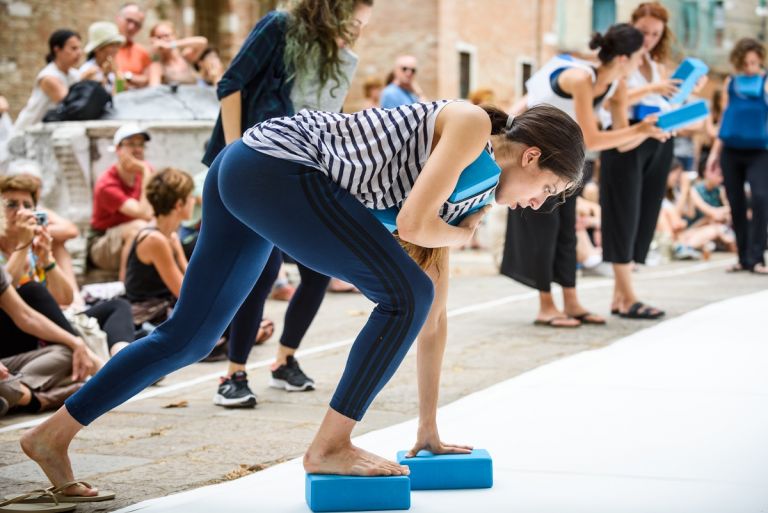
left=305, top=474, right=410, bottom=512
left=666, top=57, right=709, bottom=105
left=396, top=449, right=493, bottom=490
left=657, top=99, right=709, bottom=132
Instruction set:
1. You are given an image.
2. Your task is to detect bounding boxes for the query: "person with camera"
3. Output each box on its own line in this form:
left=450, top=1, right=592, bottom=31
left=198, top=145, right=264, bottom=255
left=89, top=125, right=154, bottom=281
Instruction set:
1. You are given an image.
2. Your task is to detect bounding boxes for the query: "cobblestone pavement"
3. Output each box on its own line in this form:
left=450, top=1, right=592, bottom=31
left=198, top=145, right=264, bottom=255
left=0, top=251, right=763, bottom=512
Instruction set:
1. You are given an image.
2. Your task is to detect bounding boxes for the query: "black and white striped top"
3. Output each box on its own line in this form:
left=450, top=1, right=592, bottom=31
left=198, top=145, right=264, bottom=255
left=243, top=100, right=478, bottom=217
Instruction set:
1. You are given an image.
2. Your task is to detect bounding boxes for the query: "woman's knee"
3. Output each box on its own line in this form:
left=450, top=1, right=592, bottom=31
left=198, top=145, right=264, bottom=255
left=407, top=268, right=434, bottom=320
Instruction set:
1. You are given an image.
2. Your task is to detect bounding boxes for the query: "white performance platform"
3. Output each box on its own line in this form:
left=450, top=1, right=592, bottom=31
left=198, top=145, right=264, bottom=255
left=116, top=291, right=768, bottom=513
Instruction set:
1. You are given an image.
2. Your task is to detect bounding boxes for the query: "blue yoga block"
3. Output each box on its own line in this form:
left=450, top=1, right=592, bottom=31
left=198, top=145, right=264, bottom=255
left=666, top=57, right=709, bottom=105
left=448, top=147, right=501, bottom=203
left=396, top=449, right=493, bottom=490
left=369, top=206, right=399, bottom=233
left=305, top=474, right=410, bottom=512
left=733, top=74, right=764, bottom=98
left=633, top=103, right=661, bottom=121
left=657, top=99, right=709, bottom=132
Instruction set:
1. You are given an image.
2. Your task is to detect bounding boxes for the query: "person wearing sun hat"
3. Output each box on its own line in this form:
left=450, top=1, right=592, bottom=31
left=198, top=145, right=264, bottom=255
left=88, top=124, right=154, bottom=279
left=79, top=21, right=125, bottom=93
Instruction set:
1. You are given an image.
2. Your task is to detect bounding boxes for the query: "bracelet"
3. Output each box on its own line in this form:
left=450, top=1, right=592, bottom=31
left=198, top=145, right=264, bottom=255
left=43, top=261, right=56, bottom=272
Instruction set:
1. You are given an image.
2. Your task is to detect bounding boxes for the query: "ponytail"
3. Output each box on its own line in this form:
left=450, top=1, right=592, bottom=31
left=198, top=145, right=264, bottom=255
left=46, top=29, right=79, bottom=63
left=589, top=23, right=643, bottom=64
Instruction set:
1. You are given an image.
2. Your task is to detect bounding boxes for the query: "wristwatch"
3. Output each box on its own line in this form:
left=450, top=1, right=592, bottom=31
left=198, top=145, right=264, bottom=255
left=124, top=71, right=134, bottom=83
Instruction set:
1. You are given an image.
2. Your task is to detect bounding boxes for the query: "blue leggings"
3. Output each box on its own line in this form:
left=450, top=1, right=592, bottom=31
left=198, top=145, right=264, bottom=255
left=65, top=141, right=433, bottom=423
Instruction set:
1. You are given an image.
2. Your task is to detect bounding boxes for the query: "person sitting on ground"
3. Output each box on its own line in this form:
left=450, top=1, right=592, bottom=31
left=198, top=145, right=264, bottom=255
left=114, top=2, right=151, bottom=89
left=123, top=167, right=194, bottom=324
left=195, top=47, right=224, bottom=87
left=380, top=55, right=423, bottom=108
left=0, top=205, right=101, bottom=417
left=148, top=21, right=208, bottom=87
left=4, top=159, right=80, bottom=296
left=79, top=21, right=125, bottom=94
left=576, top=196, right=604, bottom=272
left=12, top=29, right=82, bottom=135
left=89, top=125, right=153, bottom=280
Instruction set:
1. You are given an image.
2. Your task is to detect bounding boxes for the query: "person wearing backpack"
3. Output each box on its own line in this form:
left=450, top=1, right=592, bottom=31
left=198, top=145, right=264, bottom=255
left=12, top=30, right=82, bottom=135
left=706, top=38, right=768, bottom=275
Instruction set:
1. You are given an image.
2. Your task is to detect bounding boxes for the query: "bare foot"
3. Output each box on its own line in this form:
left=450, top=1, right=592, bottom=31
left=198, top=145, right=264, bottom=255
left=20, top=424, right=98, bottom=497
left=304, top=443, right=409, bottom=477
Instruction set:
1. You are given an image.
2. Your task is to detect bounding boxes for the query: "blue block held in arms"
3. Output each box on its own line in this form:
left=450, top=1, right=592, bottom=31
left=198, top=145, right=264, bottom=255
left=396, top=449, right=494, bottom=490
left=305, top=474, right=411, bottom=512
left=666, top=57, right=709, bottom=105
left=368, top=149, right=500, bottom=232
left=657, top=99, right=709, bottom=132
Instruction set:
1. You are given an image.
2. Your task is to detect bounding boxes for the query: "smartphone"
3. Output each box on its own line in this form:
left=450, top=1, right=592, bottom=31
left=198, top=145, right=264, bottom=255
left=34, top=211, right=48, bottom=226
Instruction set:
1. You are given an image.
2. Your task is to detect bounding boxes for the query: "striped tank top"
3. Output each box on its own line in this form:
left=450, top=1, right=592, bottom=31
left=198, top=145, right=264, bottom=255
left=242, top=100, right=498, bottom=225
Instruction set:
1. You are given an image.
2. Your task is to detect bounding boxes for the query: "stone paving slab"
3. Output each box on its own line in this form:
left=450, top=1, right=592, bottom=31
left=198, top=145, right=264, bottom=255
left=0, top=252, right=765, bottom=512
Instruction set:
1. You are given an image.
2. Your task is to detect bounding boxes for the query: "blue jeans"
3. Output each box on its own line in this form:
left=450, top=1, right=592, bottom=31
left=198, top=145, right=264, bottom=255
left=65, top=141, right=433, bottom=423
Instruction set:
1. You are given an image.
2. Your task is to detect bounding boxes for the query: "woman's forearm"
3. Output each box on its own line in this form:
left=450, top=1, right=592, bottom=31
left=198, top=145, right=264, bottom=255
left=221, top=92, right=243, bottom=145
left=42, top=267, right=74, bottom=306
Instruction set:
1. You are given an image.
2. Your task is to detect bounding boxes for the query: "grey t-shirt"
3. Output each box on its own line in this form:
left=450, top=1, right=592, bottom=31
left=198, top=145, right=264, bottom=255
left=289, top=46, right=358, bottom=113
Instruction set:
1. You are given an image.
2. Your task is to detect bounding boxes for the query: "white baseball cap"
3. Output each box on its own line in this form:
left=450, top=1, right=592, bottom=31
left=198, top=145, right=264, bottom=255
left=113, top=124, right=151, bottom=148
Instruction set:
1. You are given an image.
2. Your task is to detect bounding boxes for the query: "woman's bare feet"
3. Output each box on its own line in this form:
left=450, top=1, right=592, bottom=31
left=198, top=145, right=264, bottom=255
left=304, top=443, right=409, bottom=477
left=19, top=408, right=97, bottom=498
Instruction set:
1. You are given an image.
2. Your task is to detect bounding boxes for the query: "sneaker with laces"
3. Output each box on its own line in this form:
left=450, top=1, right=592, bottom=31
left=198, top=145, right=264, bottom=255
left=213, top=371, right=257, bottom=408
left=270, top=356, right=315, bottom=392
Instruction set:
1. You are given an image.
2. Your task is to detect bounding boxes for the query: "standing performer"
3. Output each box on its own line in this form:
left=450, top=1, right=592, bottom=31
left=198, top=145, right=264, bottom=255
left=200, top=1, right=373, bottom=408
left=19, top=100, right=586, bottom=499
left=601, top=2, right=679, bottom=319
left=502, top=23, right=668, bottom=328
left=707, top=38, right=768, bottom=275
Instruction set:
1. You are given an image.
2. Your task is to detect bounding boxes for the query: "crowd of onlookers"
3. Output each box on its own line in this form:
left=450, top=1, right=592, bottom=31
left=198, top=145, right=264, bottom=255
left=0, top=3, right=752, bottom=420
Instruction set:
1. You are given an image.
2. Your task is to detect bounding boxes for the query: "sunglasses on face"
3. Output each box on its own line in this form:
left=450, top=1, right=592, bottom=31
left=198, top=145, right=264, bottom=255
left=4, top=199, right=34, bottom=211
left=400, top=66, right=417, bottom=74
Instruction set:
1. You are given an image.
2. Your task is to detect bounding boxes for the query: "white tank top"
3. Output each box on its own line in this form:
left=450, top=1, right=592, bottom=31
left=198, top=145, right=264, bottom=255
left=628, top=53, right=671, bottom=112
left=525, top=55, right=618, bottom=121
left=13, top=62, right=81, bottom=135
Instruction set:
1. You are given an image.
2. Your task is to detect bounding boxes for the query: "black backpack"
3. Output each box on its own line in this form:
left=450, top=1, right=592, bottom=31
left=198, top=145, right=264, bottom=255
left=43, top=80, right=112, bottom=122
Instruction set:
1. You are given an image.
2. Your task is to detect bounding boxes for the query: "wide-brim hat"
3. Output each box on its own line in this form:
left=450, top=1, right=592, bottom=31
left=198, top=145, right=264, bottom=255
left=85, top=21, right=125, bottom=54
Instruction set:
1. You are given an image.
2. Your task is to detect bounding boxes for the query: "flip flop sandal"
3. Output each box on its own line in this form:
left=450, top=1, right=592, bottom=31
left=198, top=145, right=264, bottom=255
left=573, top=312, right=606, bottom=325
left=619, top=302, right=665, bottom=320
left=533, top=317, right=581, bottom=328
left=0, top=489, right=75, bottom=512
left=254, top=319, right=274, bottom=345
left=726, top=263, right=746, bottom=273
left=7, top=481, right=116, bottom=504
left=750, top=265, right=768, bottom=275
left=610, top=309, right=620, bottom=316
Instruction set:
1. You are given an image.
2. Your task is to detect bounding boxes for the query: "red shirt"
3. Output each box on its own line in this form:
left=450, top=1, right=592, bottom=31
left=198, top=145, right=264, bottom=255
left=91, top=164, right=143, bottom=231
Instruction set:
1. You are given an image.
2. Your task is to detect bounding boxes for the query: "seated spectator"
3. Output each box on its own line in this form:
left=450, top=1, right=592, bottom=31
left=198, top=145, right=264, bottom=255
left=0, top=174, right=75, bottom=306
left=148, top=22, right=208, bottom=87
left=195, top=47, right=224, bottom=87
left=12, top=29, right=82, bottom=135
left=361, top=76, right=383, bottom=109
left=381, top=55, right=423, bottom=108
left=115, top=2, right=151, bottom=89
left=89, top=124, right=153, bottom=280
left=0, top=204, right=101, bottom=417
left=5, top=159, right=80, bottom=295
left=0, top=175, right=135, bottom=356
left=576, top=196, right=604, bottom=272
left=0, top=95, right=11, bottom=167
left=689, top=163, right=731, bottom=227
left=124, top=167, right=194, bottom=323
left=80, top=21, right=125, bottom=94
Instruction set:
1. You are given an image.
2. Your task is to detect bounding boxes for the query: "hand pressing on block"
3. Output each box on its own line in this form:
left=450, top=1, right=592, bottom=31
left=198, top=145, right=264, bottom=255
left=397, top=449, right=494, bottom=490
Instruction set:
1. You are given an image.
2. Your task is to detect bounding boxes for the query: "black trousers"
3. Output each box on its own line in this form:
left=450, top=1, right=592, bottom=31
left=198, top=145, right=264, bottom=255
left=720, top=147, right=768, bottom=268
left=600, top=138, right=674, bottom=264
left=0, top=282, right=77, bottom=358
left=500, top=194, right=577, bottom=292
left=84, top=299, right=136, bottom=349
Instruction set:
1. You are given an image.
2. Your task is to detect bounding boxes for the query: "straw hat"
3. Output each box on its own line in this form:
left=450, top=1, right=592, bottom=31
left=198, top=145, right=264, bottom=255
left=85, top=21, right=125, bottom=54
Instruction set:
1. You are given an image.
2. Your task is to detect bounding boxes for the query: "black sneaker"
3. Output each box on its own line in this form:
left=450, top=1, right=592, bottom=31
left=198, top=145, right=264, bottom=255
left=213, top=371, right=257, bottom=408
left=270, top=356, right=315, bottom=392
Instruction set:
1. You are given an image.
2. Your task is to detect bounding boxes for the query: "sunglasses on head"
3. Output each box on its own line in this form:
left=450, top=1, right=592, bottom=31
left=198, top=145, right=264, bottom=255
left=4, top=199, right=34, bottom=210
left=400, top=66, right=417, bottom=74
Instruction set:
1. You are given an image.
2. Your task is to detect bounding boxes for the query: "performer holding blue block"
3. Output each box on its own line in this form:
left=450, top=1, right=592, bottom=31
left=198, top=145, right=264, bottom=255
left=305, top=474, right=410, bottom=512
left=396, top=449, right=494, bottom=490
